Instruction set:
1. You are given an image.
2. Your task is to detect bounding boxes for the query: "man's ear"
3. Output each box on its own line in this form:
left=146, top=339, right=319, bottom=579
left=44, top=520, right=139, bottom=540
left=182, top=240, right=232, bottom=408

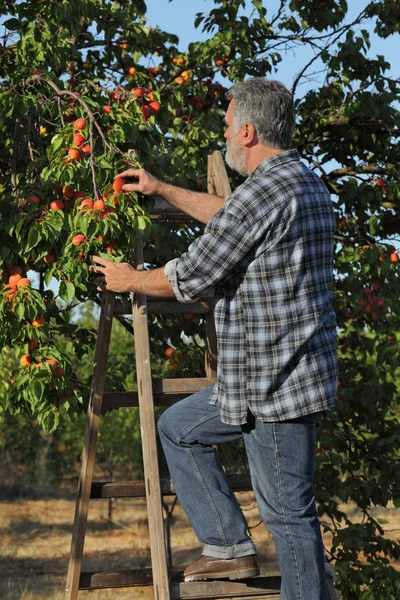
left=243, top=122, right=258, bottom=146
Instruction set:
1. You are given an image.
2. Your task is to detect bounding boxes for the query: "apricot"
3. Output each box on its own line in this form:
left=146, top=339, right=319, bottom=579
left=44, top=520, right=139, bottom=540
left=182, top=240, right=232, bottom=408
left=73, top=118, right=86, bottom=130
left=20, top=354, right=34, bottom=368
left=72, top=234, right=87, bottom=246
left=68, top=147, right=81, bottom=160
left=32, top=316, right=45, bottom=327
left=112, top=178, right=125, bottom=192
left=50, top=200, right=64, bottom=210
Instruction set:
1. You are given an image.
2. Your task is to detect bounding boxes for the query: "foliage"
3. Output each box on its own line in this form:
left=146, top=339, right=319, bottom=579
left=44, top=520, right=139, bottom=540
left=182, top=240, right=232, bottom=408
left=0, top=0, right=399, bottom=597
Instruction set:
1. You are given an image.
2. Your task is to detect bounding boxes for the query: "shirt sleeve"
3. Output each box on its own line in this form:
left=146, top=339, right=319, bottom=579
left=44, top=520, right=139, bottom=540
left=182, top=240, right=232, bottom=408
left=163, top=206, right=261, bottom=303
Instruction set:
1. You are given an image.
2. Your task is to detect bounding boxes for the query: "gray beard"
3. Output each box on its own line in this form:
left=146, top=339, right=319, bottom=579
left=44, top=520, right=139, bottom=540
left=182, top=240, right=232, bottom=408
left=225, top=142, right=249, bottom=176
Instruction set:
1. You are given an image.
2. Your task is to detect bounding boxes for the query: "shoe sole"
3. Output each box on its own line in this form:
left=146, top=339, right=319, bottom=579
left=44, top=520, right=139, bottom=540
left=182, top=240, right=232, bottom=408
left=184, top=568, right=260, bottom=582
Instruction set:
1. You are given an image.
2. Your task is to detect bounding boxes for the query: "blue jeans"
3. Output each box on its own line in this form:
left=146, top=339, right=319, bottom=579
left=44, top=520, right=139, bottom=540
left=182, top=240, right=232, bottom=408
left=157, top=385, right=327, bottom=600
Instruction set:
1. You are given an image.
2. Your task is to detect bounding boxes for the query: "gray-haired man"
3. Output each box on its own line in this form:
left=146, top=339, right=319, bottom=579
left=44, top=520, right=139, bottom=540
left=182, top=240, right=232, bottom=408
left=91, top=78, right=337, bottom=600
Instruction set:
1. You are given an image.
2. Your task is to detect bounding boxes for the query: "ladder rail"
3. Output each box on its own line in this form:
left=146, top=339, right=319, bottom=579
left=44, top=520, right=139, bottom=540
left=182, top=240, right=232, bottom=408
left=132, top=240, right=171, bottom=600
left=65, top=292, right=116, bottom=600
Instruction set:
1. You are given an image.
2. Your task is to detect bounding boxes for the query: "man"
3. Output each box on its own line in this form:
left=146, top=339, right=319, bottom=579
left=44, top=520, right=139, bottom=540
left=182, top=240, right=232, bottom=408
left=91, top=78, right=338, bottom=600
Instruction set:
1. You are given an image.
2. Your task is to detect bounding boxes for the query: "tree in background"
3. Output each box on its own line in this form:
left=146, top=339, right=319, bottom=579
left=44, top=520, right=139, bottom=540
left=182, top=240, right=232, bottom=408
left=0, top=1, right=399, bottom=597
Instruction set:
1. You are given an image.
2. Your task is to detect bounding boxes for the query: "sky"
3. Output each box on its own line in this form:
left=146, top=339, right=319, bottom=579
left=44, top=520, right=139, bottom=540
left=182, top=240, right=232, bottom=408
left=144, top=0, right=398, bottom=93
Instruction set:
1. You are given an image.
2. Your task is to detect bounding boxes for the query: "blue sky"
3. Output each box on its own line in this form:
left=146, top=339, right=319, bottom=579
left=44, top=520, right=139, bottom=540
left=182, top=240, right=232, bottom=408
left=144, top=0, right=398, bottom=94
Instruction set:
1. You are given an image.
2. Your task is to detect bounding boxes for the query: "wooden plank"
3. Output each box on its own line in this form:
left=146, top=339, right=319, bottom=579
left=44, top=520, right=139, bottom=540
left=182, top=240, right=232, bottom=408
left=102, top=378, right=217, bottom=409
left=114, top=298, right=213, bottom=316
left=132, top=240, right=170, bottom=600
left=208, top=150, right=232, bottom=198
left=171, top=577, right=281, bottom=599
left=79, top=568, right=280, bottom=597
left=65, top=292, right=116, bottom=600
left=150, top=196, right=193, bottom=221
left=79, top=568, right=153, bottom=589
left=90, top=474, right=253, bottom=499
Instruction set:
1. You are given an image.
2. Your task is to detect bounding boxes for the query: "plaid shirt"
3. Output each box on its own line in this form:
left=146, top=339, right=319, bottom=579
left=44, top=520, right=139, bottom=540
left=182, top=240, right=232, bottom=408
left=164, top=149, right=338, bottom=424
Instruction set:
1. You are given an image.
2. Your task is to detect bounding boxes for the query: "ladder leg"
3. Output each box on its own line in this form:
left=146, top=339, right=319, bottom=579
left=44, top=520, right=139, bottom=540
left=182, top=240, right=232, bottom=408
left=65, top=292, right=116, bottom=600
left=133, top=242, right=170, bottom=600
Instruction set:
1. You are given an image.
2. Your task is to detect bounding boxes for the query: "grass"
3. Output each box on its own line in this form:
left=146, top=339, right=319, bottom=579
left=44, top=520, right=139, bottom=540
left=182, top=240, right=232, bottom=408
left=0, top=481, right=277, bottom=599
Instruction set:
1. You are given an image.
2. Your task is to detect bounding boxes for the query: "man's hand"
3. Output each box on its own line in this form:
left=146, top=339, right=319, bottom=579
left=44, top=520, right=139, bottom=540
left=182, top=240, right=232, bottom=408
left=90, top=256, right=137, bottom=293
left=115, top=168, right=160, bottom=195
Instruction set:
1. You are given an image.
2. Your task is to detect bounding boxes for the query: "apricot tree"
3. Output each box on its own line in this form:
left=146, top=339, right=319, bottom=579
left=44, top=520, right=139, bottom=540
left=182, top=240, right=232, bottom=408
left=0, top=1, right=399, bottom=597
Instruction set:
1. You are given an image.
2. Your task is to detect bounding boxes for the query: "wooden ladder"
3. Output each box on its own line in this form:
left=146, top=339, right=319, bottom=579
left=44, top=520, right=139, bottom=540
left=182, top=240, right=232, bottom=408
left=64, top=151, right=281, bottom=600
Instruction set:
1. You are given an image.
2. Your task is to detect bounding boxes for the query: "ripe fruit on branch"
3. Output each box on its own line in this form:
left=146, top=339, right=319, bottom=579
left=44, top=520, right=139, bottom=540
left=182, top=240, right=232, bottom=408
left=73, top=191, right=86, bottom=201
left=165, top=347, right=175, bottom=358
left=73, top=118, right=86, bottom=131
left=81, top=144, right=91, bottom=154
left=20, top=354, right=34, bottom=368
left=128, top=66, right=137, bottom=76
left=63, top=184, right=75, bottom=198
left=390, top=252, right=399, bottom=263
left=28, top=339, right=38, bottom=350
left=149, top=101, right=161, bottom=114
left=50, top=200, right=64, bottom=210
left=17, top=278, right=31, bottom=288
left=74, top=133, right=85, bottom=146
left=141, top=105, right=151, bottom=118
left=79, top=198, right=94, bottom=210
left=72, top=234, right=87, bottom=246
left=106, top=242, right=118, bottom=254
left=32, top=316, right=45, bottom=327
left=26, top=195, right=40, bottom=205
left=9, top=273, right=22, bottom=285
left=112, top=178, right=125, bottom=192
left=45, top=358, right=57, bottom=368
left=3, top=284, right=18, bottom=297
left=93, top=199, right=105, bottom=211
left=131, top=87, right=145, bottom=97
left=68, top=147, right=82, bottom=160
left=375, top=178, right=386, bottom=187
left=102, top=105, right=111, bottom=114
left=44, top=251, right=56, bottom=264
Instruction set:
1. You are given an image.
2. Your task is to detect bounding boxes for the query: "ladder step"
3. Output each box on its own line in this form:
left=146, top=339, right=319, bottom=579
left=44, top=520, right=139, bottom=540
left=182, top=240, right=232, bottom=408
left=102, top=378, right=217, bottom=409
left=114, top=297, right=213, bottom=316
left=172, top=577, right=281, bottom=599
left=79, top=568, right=280, bottom=597
left=79, top=567, right=153, bottom=589
left=90, top=474, right=253, bottom=499
left=149, top=196, right=194, bottom=221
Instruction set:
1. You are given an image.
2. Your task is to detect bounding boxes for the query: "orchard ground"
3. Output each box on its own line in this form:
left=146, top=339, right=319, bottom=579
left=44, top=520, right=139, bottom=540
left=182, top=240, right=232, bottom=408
left=0, top=469, right=399, bottom=600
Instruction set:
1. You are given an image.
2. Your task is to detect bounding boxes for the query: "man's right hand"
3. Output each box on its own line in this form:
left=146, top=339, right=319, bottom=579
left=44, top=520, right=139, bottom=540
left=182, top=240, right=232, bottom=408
left=115, top=168, right=160, bottom=196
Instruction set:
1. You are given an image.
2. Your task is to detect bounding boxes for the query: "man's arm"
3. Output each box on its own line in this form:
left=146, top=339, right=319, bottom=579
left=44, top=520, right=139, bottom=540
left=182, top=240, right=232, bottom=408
left=91, top=257, right=175, bottom=297
left=116, top=168, right=225, bottom=224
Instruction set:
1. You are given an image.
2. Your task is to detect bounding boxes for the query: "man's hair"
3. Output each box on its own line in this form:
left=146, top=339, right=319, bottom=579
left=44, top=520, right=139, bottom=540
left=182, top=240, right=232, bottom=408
left=226, top=78, right=295, bottom=150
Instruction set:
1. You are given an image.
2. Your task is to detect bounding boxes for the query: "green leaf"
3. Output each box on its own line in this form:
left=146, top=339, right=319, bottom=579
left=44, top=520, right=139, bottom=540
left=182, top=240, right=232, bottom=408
left=59, top=281, right=75, bottom=302
left=3, top=18, right=19, bottom=30
left=136, top=216, right=147, bottom=230
left=98, top=158, right=113, bottom=169
left=31, top=380, right=44, bottom=403
left=25, top=227, right=40, bottom=252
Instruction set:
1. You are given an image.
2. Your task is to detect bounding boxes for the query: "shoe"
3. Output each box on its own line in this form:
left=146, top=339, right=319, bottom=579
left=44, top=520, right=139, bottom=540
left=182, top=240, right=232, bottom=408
left=184, top=554, right=259, bottom=582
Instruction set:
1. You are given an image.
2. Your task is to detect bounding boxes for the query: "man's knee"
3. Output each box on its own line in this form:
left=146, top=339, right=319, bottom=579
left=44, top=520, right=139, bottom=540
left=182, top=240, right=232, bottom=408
left=157, top=404, right=180, bottom=442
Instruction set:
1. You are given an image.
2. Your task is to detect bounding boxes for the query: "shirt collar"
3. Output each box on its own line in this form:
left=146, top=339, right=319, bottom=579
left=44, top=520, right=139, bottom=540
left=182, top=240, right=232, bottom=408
left=251, top=149, right=300, bottom=178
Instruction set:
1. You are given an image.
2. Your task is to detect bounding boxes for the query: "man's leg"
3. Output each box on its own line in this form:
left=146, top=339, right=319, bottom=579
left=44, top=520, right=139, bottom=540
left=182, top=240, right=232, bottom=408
left=157, top=386, right=258, bottom=579
left=242, top=413, right=327, bottom=600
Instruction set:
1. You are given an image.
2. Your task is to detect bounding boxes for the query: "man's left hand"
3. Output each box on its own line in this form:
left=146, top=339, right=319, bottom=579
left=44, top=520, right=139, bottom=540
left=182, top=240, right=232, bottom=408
left=90, top=256, right=137, bottom=293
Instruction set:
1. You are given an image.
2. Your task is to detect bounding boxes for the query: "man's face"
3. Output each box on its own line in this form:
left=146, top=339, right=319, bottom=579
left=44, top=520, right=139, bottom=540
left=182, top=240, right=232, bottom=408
left=223, top=101, right=249, bottom=176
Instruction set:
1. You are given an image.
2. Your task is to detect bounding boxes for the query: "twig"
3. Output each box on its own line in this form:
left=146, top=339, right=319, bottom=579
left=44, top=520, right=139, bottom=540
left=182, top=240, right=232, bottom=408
left=93, top=296, right=134, bottom=334
left=11, top=118, right=19, bottom=191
